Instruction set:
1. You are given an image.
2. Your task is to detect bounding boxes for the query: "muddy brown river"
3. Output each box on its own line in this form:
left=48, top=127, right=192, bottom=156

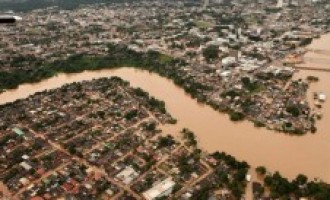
left=0, top=34, right=330, bottom=182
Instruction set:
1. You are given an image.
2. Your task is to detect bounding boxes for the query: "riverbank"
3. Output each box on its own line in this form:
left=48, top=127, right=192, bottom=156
left=1, top=67, right=330, bottom=183
left=0, top=43, right=319, bottom=135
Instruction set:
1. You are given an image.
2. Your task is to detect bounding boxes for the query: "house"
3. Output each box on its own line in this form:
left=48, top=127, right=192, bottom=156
left=221, top=57, right=236, bottom=69
left=219, top=71, right=231, bottom=78
left=115, top=166, right=139, bottom=184
left=20, top=161, right=32, bottom=171
left=318, top=93, right=326, bottom=102
left=12, top=127, right=25, bottom=136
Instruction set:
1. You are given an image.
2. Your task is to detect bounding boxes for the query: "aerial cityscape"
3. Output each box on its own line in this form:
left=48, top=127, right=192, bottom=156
left=0, top=0, right=329, bottom=199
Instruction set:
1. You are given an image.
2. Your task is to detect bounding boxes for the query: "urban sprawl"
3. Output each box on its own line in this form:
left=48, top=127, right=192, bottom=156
left=0, top=0, right=330, bottom=199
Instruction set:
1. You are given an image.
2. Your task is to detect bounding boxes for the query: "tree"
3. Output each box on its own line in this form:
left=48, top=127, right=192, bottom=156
left=157, top=135, right=175, bottom=148
left=202, top=45, right=219, bottom=62
left=286, top=105, right=300, bottom=117
left=124, top=109, right=138, bottom=120
left=294, top=174, right=308, bottom=186
left=256, top=166, right=267, bottom=176
left=229, top=111, right=245, bottom=121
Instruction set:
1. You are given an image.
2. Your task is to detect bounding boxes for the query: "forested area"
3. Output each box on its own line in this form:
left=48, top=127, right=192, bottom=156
left=0, top=43, right=212, bottom=103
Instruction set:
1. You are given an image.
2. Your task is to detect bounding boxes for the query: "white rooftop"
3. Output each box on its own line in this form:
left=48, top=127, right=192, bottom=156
left=115, top=166, right=139, bottom=185
left=143, top=178, right=176, bottom=200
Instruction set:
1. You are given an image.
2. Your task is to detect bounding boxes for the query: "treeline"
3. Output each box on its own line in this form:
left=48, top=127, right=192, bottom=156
left=0, top=0, right=141, bottom=12
left=0, top=43, right=212, bottom=102
left=264, top=172, right=330, bottom=200
left=0, top=67, right=56, bottom=90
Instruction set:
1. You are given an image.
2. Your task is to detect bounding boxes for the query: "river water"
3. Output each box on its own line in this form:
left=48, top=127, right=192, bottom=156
left=0, top=35, right=330, bottom=183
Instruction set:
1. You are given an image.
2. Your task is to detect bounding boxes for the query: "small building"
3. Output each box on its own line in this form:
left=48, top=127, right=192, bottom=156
left=221, top=57, right=236, bottom=69
left=219, top=70, right=232, bottom=78
left=20, top=161, right=32, bottom=171
left=318, top=93, right=327, bottom=102
left=12, top=127, right=25, bottom=136
left=143, top=178, right=176, bottom=200
left=106, top=189, right=114, bottom=197
left=19, top=177, right=30, bottom=186
left=246, top=174, right=252, bottom=182
left=115, top=166, right=139, bottom=185
left=182, top=192, right=193, bottom=199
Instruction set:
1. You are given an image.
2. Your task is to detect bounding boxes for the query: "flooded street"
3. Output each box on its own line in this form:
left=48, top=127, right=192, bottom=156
left=0, top=34, right=330, bottom=183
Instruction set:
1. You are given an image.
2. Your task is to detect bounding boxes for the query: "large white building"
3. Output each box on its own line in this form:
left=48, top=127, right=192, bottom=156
left=143, top=178, right=176, bottom=200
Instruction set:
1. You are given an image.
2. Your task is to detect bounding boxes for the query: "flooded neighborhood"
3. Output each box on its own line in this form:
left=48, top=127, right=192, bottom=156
left=1, top=0, right=330, bottom=199
left=0, top=33, right=329, bottom=185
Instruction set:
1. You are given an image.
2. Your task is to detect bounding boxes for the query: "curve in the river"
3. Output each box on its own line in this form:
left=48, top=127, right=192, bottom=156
left=0, top=67, right=330, bottom=182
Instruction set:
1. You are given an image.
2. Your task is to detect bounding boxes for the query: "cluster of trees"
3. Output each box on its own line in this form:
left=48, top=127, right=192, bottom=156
left=202, top=45, right=220, bottom=62
left=143, top=121, right=157, bottom=132
left=264, top=172, right=330, bottom=200
left=9, top=55, right=40, bottom=68
left=241, top=77, right=262, bottom=93
left=181, top=128, right=197, bottom=147
left=177, top=150, right=201, bottom=178
left=211, top=152, right=250, bottom=172
left=256, top=166, right=267, bottom=175
left=157, top=135, right=175, bottom=149
left=147, top=97, right=166, bottom=114
left=0, top=67, right=55, bottom=91
left=229, top=111, right=245, bottom=121
left=0, top=132, right=19, bottom=146
left=132, top=87, right=170, bottom=116
left=211, top=151, right=250, bottom=199
left=254, top=165, right=330, bottom=199
left=124, top=109, right=138, bottom=120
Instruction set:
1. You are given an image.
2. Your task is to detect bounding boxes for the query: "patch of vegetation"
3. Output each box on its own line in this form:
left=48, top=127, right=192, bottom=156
left=306, top=75, right=319, bottom=82
left=157, top=135, right=175, bottom=149
left=229, top=111, right=245, bottom=121
left=264, top=172, right=330, bottom=200
left=286, top=105, right=301, bottom=117
left=195, top=20, right=214, bottom=29
left=181, top=128, right=197, bottom=147
left=253, top=120, right=266, bottom=128
left=241, top=77, right=263, bottom=93
left=202, top=45, right=219, bottom=62
left=256, top=166, right=267, bottom=176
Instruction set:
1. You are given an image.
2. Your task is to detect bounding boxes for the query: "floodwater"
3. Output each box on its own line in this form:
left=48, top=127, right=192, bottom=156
left=0, top=34, right=330, bottom=183
left=303, top=33, right=330, bottom=69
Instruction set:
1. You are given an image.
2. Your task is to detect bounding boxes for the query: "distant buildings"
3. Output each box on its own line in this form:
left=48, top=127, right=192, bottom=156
left=277, top=0, right=295, bottom=7
left=203, top=0, right=209, bottom=8
left=277, top=0, right=284, bottom=7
